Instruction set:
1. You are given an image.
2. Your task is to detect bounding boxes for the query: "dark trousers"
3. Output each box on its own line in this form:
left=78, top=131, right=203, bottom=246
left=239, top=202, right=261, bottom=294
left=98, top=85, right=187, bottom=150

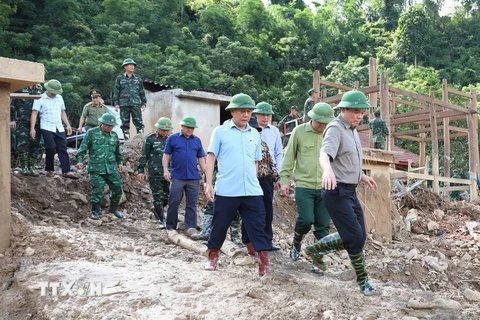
left=41, top=129, right=70, bottom=173
left=294, top=187, right=331, bottom=240
left=323, top=184, right=366, bottom=255
left=166, top=178, right=200, bottom=230
left=207, top=195, right=270, bottom=252
left=258, top=176, right=274, bottom=242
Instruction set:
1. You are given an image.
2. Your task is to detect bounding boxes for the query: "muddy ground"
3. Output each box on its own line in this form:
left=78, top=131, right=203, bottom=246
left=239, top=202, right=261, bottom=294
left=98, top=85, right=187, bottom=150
left=1, top=137, right=480, bottom=320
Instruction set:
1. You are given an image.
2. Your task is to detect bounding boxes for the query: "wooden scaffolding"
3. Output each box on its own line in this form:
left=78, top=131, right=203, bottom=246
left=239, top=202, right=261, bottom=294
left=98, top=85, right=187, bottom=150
left=312, top=58, right=479, bottom=200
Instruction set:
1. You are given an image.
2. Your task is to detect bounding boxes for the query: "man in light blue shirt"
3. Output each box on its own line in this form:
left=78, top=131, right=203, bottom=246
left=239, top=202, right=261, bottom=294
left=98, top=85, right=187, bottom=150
left=253, top=102, right=283, bottom=250
left=30, top=79, right=78, bottom=179
left=204, top=93, right=271, bottom=276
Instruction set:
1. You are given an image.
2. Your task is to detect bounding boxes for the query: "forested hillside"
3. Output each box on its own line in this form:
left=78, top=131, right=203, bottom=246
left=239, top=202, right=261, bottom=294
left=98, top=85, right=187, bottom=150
left=1, top=0, right=479, bottom=167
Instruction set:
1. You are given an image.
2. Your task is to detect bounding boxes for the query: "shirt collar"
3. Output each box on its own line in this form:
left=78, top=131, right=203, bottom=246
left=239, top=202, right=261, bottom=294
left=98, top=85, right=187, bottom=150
left=228, top=120, right=252, bottom=132
left=338, top=114, right=354, bottom=130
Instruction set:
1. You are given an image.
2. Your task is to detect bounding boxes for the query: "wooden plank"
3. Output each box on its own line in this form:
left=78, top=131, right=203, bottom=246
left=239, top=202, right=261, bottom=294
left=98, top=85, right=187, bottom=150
left=395, top=135, right=423, bottom=142
left=368, top=58, right=377, bottom=148
left=390, top=171, right=471, bottom=184
left=392, top=97, right=425, bottom=109
left=449, top=126, right=469, bottom=133
left=389, top=86, right=431, bottom=103
left=442, top=79, right=451, bottom=179
left=0, top=84, right=12, bottom=253
left=393, top=127, right=432, bottom=137
left=470, top=88, right=479, bottom=200
left=391, top=110, right=461, bottom=125
left=434, top=98, right=469, bottom=114
left=430, top=92, right=440, bottom=193
left=318, top=78, right=353, bottom=91
left=380, top=74, right=391, bottom=150
left=321, top=85, right=380, bottom=104
left=447, top=87, right=473, bottom=99
left=10, top=93, right=42, bottom=100
left=391, top=109, right=429, bottom=119
left=417, top=114, right=467, bottom=125
left=467, top=100, right=480, bottom=200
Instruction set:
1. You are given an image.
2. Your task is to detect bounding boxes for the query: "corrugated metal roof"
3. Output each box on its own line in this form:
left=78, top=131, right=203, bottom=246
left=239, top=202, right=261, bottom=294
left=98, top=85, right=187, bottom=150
left=143, top=79, right=174, bottom=92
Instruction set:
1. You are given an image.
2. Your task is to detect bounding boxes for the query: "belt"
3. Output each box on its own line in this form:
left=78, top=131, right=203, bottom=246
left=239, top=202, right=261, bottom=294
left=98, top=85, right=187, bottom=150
left=337, top=183, right=358, bottom=189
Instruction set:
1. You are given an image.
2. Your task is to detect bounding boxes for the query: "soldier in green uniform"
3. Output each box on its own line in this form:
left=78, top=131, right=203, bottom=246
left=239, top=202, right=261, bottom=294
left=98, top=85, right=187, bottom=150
left=137, top=117, right=174, bottom=228
left=451, top=169, right=462, bottom=201
left=113, top=58, right=147, bottom=140
left=278, top=106, right=299, bottom=148
left=303, top=88, right=316, bottom=122
left=77, top=89, right=109, bottom=133
left=10, top=84, right=44, bottom=176
left=439, top=166, right=445, bottom=188
left=369, top=108, right=389, bottom=149
left=76, top=113, right=125, bottom=220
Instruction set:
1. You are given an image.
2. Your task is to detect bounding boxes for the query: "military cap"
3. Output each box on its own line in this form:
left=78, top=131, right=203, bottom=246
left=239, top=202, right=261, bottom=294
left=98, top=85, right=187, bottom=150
left=180, top=116, right=198, bottom=128
left=44, top=79, right=63, bottom=95
left=253, top=102, right=274, bottom=115
left=226, top=93, right=255, bottom=110
left=155, top=117, right=174, bottom=130
left=291, top=106, right=298, bottom=110
left=98, top=113, right=118, bottom=126
left=90, top=89, right=102, bottom=97
left=308, top=88, right=316, bottom=95
left=122, top=58, right=137, bottom=67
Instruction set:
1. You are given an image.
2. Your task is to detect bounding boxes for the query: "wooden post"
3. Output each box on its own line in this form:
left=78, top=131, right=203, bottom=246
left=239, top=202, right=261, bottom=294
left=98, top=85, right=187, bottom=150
left=368, top=58, right=377, bottom=149
left=442, top=79, right=451, bottom=183
left=0, top=57, right=44, bottom=253
left=467, top=100, right=479, bottom=200
left=430, top=91, right=440, bottom=194
left=380, top=74, right=390, bottom=151
left=470, top=88, right=479, bottom=200
left=313, top=70, right=321, bottom=103
left=419, top=102, right=426, bottom=169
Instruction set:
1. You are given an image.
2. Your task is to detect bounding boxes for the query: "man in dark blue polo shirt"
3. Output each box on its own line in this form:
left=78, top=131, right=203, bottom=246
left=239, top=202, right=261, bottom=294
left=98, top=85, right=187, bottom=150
left=163, top=116, right=206, bottom=232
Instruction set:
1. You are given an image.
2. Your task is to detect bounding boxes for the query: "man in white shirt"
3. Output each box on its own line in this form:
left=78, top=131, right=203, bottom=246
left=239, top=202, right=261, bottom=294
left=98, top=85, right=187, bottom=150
left=30, top=79, right=78, bottom=179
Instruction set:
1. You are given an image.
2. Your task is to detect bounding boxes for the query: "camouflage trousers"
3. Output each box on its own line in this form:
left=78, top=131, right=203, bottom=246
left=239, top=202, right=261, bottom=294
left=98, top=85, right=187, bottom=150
left=149, top=174, right=170, bottom=207
left=15, top=123, right=43, bottom=168
left=120, top=106, right=144, bottom=133
left=90, top=172, right=123, bottom=206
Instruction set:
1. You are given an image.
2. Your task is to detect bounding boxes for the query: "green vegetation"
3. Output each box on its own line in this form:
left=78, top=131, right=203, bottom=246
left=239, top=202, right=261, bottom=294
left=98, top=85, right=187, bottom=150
left=2, top=0, right=478, bottom=170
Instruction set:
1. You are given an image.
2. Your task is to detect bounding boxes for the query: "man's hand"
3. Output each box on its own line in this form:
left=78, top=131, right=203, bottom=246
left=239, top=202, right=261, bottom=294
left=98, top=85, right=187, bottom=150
left=280, top=184, right=289, bottom=196
left=322, top=168, right=337, bottom=190
left=204, top=183, right=214, bottom=202
left=141, top=105, right=146, bottom=112
left=77, top=127, right=82, bottom=134
left=163, top=170, right=171, bottom=182
left=137, top=173, right=145, bottom=182
left=66, top=125, right=72, bottom=136
left=30, top=128, right=36, bottom=139
left=118, top=165, right=124, bottom=173
left=361, top=174, right=377, bottom=190
left=115, top=105, right=120, bottom=112
left=10, top=121, right=16, bottom=130
left=76, top=163, right=84, bottom=169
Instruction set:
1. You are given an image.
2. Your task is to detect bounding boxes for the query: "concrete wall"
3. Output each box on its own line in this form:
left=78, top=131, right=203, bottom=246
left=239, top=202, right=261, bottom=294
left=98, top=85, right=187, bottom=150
left=142, top=89, right=230, bottom=150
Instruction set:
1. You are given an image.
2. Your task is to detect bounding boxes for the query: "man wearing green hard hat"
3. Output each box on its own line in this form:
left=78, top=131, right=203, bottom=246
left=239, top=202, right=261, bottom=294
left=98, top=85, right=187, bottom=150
left=280, top=102, right=335, bottom=274
left=137, top=117, right=175, bottom=228
left=315, top=90, right=380, bottom=296
left=31, top=79, right=78, bottom=179
left=253, top=101, right=283, bottom=251
left=76, top=113, right=125, bottom=220
left=303, top=88, right=317, bottom=122
left=113, top=58, right=147, bottom=140
left=163, top=116, right=206, bottom=234
left=204, top=93, right=272, bottom=276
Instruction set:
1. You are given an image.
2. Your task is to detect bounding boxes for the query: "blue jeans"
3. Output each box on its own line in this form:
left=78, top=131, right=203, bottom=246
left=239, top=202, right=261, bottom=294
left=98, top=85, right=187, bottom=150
left=166, top=179, right=200, bottom=230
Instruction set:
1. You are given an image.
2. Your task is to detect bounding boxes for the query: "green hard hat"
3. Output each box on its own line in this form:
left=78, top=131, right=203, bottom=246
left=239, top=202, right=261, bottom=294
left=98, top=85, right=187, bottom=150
left=122, top=58, right=137, bottom=67
left=98, top=113, right=118, bottom=126
left=44, top=79, right=63, bottom=95
left=374, top=108, right=381, bottom=116
left=155, top=117, right=174, bottom=130
left=253, top=102, right=274, bottom=115
left=225, top=93, right=255, bottom=110
left=308, top=103, right=335, bottom=124
left=453, top=169, right=459, bottom=173
left=440, top=166, right=444, bottom=170
left=308, top=88, right=316, bottom=95
left=180, top=116, right=198, bottom=128
left=337, top=90, right=371, bottom=109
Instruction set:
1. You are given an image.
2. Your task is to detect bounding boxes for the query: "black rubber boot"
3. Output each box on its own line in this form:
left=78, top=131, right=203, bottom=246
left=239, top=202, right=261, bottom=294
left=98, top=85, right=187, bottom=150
left=91, top=203, right=100, bottom=220
left=109, top=203, right=124, bottom=219
left=153, top=203, right=166, bottom=229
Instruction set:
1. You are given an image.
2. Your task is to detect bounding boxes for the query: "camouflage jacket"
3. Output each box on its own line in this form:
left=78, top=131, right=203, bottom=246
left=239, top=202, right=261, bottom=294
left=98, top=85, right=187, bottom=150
left=76, top=127, right=123, bottom=174
left=278, top=113, right=297, bottom=135
left=10, top=85, right=43, bottom=123
left=137, top=131, right=168, bottom=174
left=303, top=97, right=315, bottom=122
left=113, top=73, right=147, bottom=107
left=369, top=117, right=389, bottom=142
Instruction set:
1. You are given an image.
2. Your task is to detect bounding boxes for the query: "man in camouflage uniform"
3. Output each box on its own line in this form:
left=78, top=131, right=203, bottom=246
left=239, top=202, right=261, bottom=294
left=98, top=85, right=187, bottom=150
left=76, top=113, right=125, bottom=220
left=451, top=169, right=462, bottom=201
left=113, top=58, right=147, bottom=140
left=369, top=108, right=389, bottom=149
left=137, top=117, right=174, bottom=228
left=10, top=84, right=44, bottom=176
left=278, top=106, right=299, bottom=148
left=77, top=89, right=109, bottom=133
left=303, top=88, right=317, bottom=122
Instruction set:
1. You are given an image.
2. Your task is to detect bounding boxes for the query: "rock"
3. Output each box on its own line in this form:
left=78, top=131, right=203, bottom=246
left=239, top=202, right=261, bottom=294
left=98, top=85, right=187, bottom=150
left=247, top=288, right=267, bottom=300
left=423, top=256, right=448, bottom=272
left=25, top=247, right=35, bottom=256
left=146, top=248, right=163, bottom=256
left=427, top=221, right=440, bottom=232
left=463, top=288, right=480, bottom=302
left=87, top=219, right=103, bottom=227
left=278, top=239, right=289, bottom=250
left=0, top=254, right=4, bottom=259
left=234, top=256, right=256, bottom=266
left=112, top=262, right=126, bottom=267
left=461, top=253, right=472, bottom=261
left=405, top=248, right=420, bottom=261
left=70, top=192, right=88, bottom=204
left=407, top=295, right=461, bottom=309
left=433, top=209, right=445, bottom=220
